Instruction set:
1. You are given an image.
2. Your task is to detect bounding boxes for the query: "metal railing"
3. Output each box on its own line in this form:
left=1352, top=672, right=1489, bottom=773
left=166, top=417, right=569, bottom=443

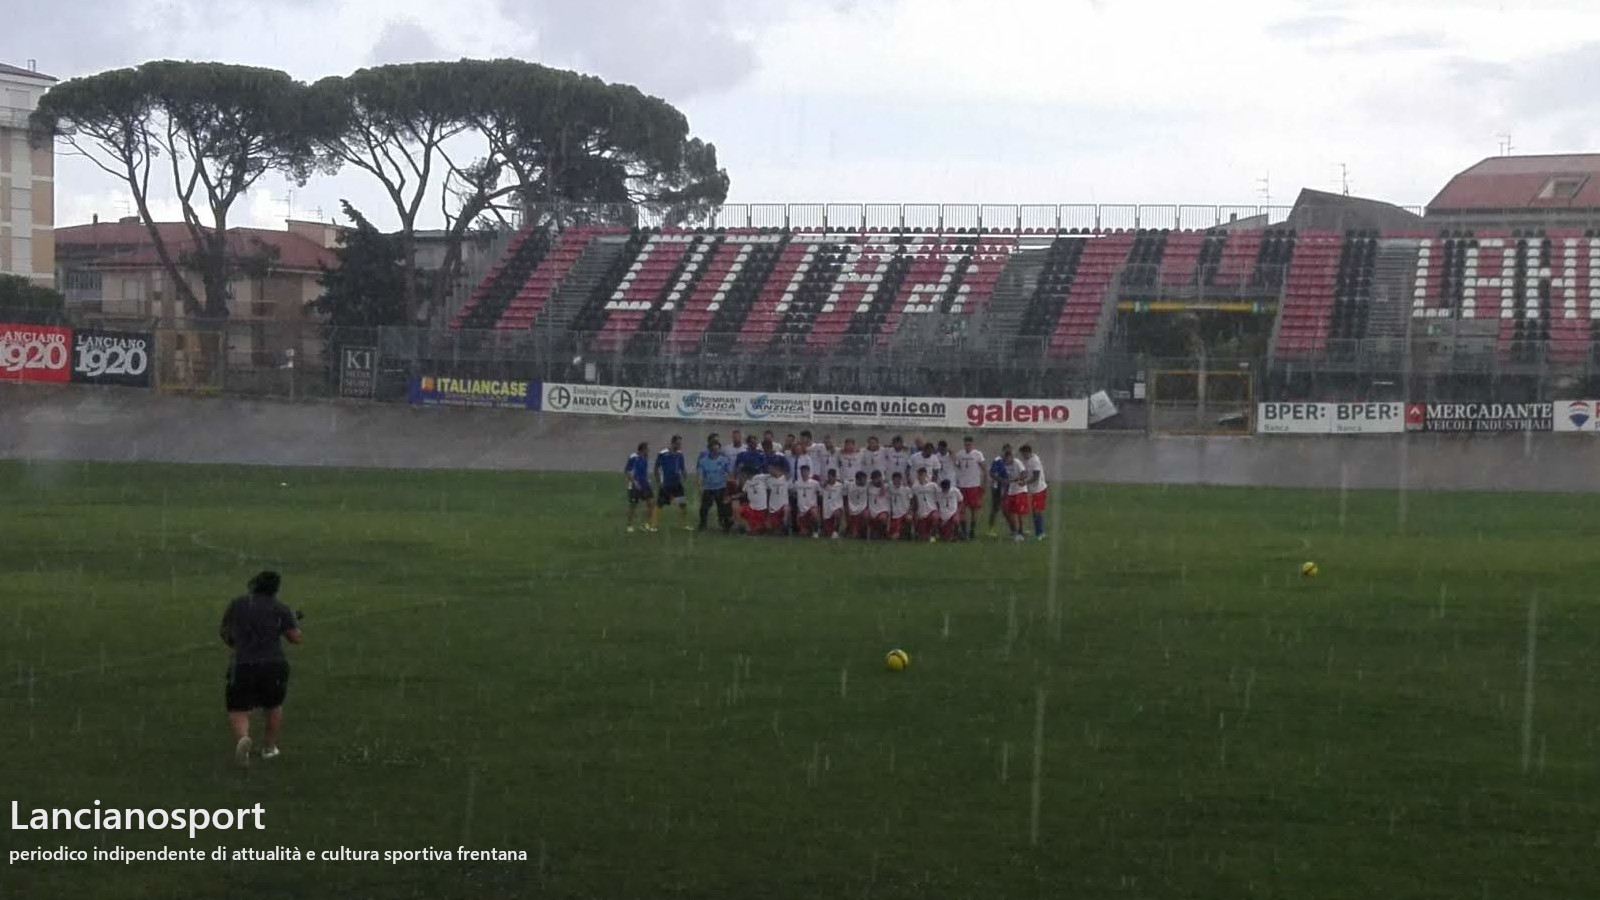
left=518, top=202, right=1434, bottom=233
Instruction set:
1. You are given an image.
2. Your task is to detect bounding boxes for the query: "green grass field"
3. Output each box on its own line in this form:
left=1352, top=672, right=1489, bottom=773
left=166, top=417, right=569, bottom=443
left=2, top=459, right=1598, bottom=900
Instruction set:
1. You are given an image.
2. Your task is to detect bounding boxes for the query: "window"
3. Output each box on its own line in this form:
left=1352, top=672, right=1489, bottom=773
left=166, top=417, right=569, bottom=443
left=1536, top=175, right=1587, bottom=200
left=11, top=236, right=30, bottom=276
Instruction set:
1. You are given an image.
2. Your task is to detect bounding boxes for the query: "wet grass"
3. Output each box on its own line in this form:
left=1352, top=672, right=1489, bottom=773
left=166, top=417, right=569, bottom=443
left=2, top=459, right=1598, bottom=899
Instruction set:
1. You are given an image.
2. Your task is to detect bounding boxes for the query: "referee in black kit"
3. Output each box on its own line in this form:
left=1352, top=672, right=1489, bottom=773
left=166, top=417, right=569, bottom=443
left=221, top=571, right=302, bottom=767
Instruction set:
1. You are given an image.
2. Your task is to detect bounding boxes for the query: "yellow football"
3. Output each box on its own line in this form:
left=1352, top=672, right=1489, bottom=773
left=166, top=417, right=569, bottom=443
left=885, top=648, right=910, bottom=672
left=1301, top=561, right=1319, bottom=578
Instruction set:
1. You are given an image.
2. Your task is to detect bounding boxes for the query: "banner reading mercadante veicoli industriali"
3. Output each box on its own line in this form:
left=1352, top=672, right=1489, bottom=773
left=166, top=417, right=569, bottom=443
left=0, top=322, right=72, bottom=384
left=1256, top=402, right=1405, bottom=435
left=70, top=328, right=154, bottom=388
left=1404, top=402, right=1552, bottom=433
left=409, top=375, right=540, bottom=410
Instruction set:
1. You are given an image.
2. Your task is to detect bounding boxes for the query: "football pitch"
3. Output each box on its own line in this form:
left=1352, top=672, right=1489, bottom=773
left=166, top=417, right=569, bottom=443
left=2, top=459, right=1597, bottom=900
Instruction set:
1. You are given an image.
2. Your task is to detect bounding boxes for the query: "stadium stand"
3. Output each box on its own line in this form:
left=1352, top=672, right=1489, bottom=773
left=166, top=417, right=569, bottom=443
left=456, top=218, right=1599, bottom=371
left=451, top=226, right=552, bottom=330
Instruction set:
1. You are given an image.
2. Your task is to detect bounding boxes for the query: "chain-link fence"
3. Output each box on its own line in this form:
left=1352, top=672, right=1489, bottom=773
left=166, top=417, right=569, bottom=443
left=136, top=321, right=1600, bottom=428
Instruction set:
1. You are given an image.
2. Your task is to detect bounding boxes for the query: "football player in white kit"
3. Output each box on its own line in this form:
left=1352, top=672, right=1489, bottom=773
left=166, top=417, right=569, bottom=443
left=952, top=435, right=986, bottom=539
left=845, top=470, right=871, bottom=539
left=888, top=471, right=914, bottom=540
left=866, top=470, right=891, bottom=539
left=792, top=464, right=822, bottom=537
left=912, top=467, right=942, bottom=540
left=820, top=469, right=846, bottom=539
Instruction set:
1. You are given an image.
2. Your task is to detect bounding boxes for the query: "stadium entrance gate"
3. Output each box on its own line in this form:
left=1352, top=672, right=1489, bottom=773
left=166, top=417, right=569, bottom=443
left=1146, top=369, right=1254, bottom=435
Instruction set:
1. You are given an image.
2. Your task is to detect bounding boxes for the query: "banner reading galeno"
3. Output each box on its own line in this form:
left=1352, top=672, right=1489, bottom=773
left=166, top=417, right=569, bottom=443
left=541, top=383, right=1087, bottom=431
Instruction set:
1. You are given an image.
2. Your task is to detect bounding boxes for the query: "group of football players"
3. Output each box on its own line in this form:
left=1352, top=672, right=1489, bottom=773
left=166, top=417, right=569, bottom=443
left=625, top=428, right=1050, bottom=543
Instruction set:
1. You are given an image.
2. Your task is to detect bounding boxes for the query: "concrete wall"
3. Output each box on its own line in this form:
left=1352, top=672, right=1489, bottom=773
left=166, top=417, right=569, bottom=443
left=3, top=383, right=1598, bottom=493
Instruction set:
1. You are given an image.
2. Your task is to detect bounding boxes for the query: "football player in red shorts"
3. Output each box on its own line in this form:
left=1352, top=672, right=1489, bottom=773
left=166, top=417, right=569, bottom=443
left=845, top=471, right=871, bottom=538
left=937, top=478, right=964, bottom=541
left=820, top=470, right=845, bottom=539
left=887, top=471, right=913, bottom=539
left=867, top=470, right=891, bottom=539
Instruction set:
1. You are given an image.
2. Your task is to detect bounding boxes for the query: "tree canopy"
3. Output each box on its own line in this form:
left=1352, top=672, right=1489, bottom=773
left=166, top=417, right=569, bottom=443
left=311, top=201, right=411, bottom=329
left=0, top=274, right=66, bottom=324
left=35, top=57, right=730, bottom=326
left=34, top=61, right=323, bottom=319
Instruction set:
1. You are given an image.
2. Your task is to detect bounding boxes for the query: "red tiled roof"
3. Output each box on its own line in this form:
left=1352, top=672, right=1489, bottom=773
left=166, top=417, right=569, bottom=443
left=0, top=62, right=55, bottom=81
left=62, top=222, right=336, bottom=272
left=56, top=221, right=195, bottom=249
left=1428, top=154, right=1600, bottom=211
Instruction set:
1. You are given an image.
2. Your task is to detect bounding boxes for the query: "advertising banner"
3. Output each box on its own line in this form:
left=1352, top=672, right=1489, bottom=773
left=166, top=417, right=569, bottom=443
left=809, top=394, right=952, bottom=429
left=68, top=328, right=153, bottom=388
left=0, top=322, right=72, bottom=384
left=1257, top=402, right=1405, bottom=434
left=672, top=389, right=811, bottom=424
left=1087, top=391, right=1118, bottom=425
left=1257, top=403, right=1333, bottom=434
left=540, top=384, right=1090, bottom=432
left=409, top=375, right=540, bottom=410
left=1405, top=402, right=1552, bottom=433
left=541, top=382, right=674, bottom=418
left=1554, top=400, right=1600, bottom=433
left=1331, top=402, right=1405, bottom=434
left=954, top=397, right=1089, bottom=431
left=338, top=345, right=377, bottom=400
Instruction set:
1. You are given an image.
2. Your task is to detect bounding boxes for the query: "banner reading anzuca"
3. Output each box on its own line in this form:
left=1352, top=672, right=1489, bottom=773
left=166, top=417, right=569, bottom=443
left=540, top=383, right=1088, bottom=431
left=409, top=375, right=540, bottom=410
left=1404, top=402, right=1552, bottom=433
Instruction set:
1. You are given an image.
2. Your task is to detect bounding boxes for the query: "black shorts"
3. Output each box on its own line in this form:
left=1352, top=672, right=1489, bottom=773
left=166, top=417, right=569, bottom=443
left=226, top=660, right=290, bottom=712
left=628, top=485, right=652, bottom=504
left=658, top=482, right=686, bottom=505
left=990, top=485, right=1004, bottom=509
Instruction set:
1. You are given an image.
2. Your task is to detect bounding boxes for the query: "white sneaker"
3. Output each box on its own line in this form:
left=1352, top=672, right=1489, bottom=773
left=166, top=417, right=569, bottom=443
left=830, top=533, right=840, bottom=541
left=260, top=746, right=281, bottom=760
left=234, top=736, right=252, bottom=767
left=683, top=525, right=695, bottom=532
left=811, top=533, right=819, bottom=539
left=1012, top=533, right=1026, bottom=543
left=626, top=526, right=635, bottom=534
left=1034, top=533, right=1047, bottom=542
left=643, top=525, right=659, bottom=533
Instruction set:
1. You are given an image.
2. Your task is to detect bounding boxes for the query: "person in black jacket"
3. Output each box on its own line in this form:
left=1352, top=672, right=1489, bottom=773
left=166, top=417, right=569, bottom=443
left=220, top=571, right=302, bottom=767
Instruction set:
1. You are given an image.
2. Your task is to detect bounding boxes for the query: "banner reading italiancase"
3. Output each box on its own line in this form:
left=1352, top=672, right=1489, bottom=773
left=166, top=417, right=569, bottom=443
left=409, top=375, right=540, bottom=410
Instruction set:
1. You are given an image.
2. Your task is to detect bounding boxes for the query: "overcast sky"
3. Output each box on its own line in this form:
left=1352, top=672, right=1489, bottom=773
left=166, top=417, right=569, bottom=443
left=7, top=0, right=1599, bottom=231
